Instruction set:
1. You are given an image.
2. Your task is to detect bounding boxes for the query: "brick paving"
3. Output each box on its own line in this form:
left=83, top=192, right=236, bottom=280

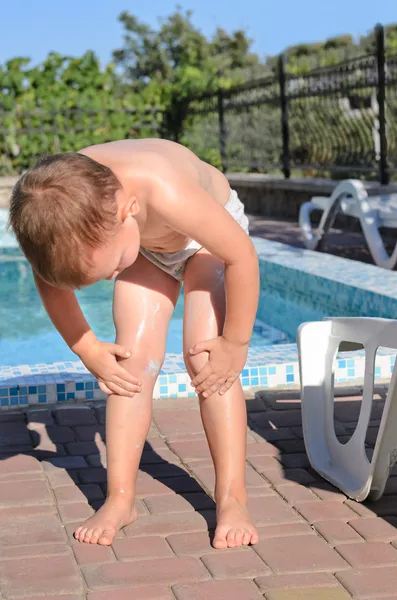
left=0, top=391, right=396, bottom=598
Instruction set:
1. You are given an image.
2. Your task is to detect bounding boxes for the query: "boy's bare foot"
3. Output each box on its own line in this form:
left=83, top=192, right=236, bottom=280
left=213, top=497, right=259, bottom=549
left=74, top=496, right=138, bottom=545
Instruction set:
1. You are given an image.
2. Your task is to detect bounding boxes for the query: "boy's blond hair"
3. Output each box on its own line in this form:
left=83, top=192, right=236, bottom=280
left=9, top=153, right=121, bottom=288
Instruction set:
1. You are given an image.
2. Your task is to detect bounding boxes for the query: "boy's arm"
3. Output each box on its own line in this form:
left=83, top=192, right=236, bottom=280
left=152, top=176, right=259, bottom=395
left=34, top=274, right=95, bottom=354
left=34, top=275, right=141, bottom=397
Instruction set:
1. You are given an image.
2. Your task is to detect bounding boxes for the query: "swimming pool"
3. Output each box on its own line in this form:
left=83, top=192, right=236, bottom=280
left=0, top=248, right=291, bottom=366
left=1, top=207, right=397, bottom=405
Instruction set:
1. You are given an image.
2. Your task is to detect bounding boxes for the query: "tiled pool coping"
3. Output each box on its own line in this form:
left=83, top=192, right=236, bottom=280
left=1, top=237, right=397, bottom=408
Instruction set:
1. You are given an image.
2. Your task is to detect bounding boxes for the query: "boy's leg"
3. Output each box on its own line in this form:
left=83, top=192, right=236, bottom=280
left=74, top=254, right=180, bottom=545
left=183, top=249, right=258, bottom=549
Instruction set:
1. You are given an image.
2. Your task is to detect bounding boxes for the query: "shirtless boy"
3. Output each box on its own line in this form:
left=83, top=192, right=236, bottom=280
left=10, top=139, right=260, bottom=549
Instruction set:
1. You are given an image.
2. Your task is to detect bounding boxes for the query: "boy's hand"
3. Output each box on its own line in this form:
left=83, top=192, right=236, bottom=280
left=77, top=340, right=142, bottom=398
left=189, top=336, right=248, bottom=398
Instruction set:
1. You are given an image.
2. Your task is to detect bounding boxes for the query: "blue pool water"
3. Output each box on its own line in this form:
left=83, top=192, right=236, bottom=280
left=0, top=246, right=293, bottom=367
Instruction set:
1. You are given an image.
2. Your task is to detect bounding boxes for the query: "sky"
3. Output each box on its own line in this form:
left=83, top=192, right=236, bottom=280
left=0, top=0, right=395, bottom=67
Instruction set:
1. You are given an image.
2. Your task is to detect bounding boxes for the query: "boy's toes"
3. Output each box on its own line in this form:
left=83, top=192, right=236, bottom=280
left=76, top=527, right=87, bottom=543
left=226, top=530, right=236, bottom=548
left=83, top=528, right=94, bottom=544
left=242, top=530, right=252, bottom=546
left=212, top=527, right=229, bottom=549
left=250, top=529, right=259, bottom=545
left=234, top=529, right=243, bottom=547
left=97, top=528, right=116, bottom=546
left=89, top=528, right=103, bottom=544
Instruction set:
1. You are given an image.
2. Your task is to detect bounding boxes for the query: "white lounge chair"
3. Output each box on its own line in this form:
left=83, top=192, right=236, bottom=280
left=299, top=179, right=397, bottom=270
left=298, top=317, right=397, bottom=502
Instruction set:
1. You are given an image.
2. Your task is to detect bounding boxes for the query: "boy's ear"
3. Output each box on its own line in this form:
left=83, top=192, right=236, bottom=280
left=121, top=196, right=140, bottom=220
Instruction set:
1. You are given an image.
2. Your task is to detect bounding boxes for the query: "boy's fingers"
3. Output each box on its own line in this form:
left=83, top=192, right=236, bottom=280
left=109, top=344, right=132, bottom=359
left=191, top=366, right=212, bottom=388
left=108, top=381, right=134, bottom=397
left=115, top=366, right=141, bottom=386
left=113, top=375, right=141, bottom=393
left=98, top=381, right=113, bottom=396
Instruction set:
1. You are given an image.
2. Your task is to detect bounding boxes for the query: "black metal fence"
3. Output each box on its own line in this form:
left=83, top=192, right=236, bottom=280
left=182, top=24, right=397, bottom=184
left=1, top=25, right=396, bottom=183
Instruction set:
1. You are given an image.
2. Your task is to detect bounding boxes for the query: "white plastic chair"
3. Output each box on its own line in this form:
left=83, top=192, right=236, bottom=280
left=299, top=179, right=397, bottom=270
left=298, top=317, right=397, bottom=502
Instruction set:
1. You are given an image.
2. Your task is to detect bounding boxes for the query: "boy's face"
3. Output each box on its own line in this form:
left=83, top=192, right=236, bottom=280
left=88, top=213, right=141, bottom=283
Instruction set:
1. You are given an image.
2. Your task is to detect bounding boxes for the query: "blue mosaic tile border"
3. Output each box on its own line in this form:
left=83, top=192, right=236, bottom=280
left=0, top=344, right=395, bottom=407
left=2, top=237, right=397, bottom=407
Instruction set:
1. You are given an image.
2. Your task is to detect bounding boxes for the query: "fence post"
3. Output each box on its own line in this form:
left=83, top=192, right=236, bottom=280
left=278, top=54, right=290, bottom=179
left=217, top=79, right=228, bottom=173
left=375, top=23, right=389, bottom=185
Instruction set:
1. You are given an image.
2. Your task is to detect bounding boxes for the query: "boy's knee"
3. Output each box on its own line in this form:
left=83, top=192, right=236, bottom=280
left=119, top=351, right=164, bottom=380
left=183, top=351, right=207, bottom=377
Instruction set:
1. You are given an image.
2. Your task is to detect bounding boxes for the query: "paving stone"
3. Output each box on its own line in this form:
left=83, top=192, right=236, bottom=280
left=247, top=495, right=303, bottom=526
left=363, top=496, right=397, bottom=517
left=144, top=493, right=214, bottom=514
left=274, top=439, right=307, bottom=454
left=255, top=572, right=340, bottom=593
left=46, top=469, right=79, bottom=488
left=83, top=557, right=209, bottom=589
left=0, top=504, right=57, bottom=521
left=88, top=586, right=172, bottom=600
left=78, top=468, right=108, bottom=484
left=276, top=484, right=319, bottom=505
left=74, top=425, right=106, bottom=441
left=54, top=484, right=104, bottom=504
left=0, top=421, right=32, bottom=446
left=249, top=427, right=296, bottom=443
left=166, top=531, right=218, bottom=556
left=254, top=535, right=349, bottom=573
left=140, top=448, right=180, bottom=465
left=124, top=512, right=212, bottom=537
left=336, top=566, right=397, bottom=598
left=265, top=589, right=351, bottom=600
left=86, top=454, right=106, bottom=468
left=43, top=456, right=88, bottom=470
left=67, top=441, right=100, bottom=456
left=54, top=407, right=97, bottom=426
left=29, top=428, right=66, bottom=455
left=251, top=410, right=302, bottom=429
left=201, top=547, right=270, bottom=578
left=0, top=555, right=84, bottom=596
left=94, top=406, right=106, bottom=424
left=279, top=453, right=311, bottom=469
left=168, top=439, right=212, bottom=461
left=157, top=475, right=204, bottom=494
left=135, top=475, right=177, bottom=497
left=335, top=541, right=397, bottom=567
left=314, top=520, right=363, bottom=546
left=247, top=455, right=282, bottom=471
left=142, top=462, right=189, bottom=479
left=344, top=499, right=374, bottom=518
left=173, top=579, right=263, bottom=599
left=256, top=523, right=316, bottom=540
left=154, top=397, right=200, bottom=412
left=295, top=501, right=359, bottom=523
left=309, top=483, right=347, bottom=502
left=45, top=425, right=76, bottom=443
left=246, top=442, right=280, bottom=457
left=0, top=479, right=53, bottom=507
left=73, top=544, right=115, bottom=566
left=0, top=542, right=70, bottom=560
left=261, top=467, right=316, bottom=487
left=21, top=596, right=84, bottom=600
left=0, top=513, right=67, bottom=546
left=0, top=453, right=41, bottom=475
left=0, top=410, right=26, bottom=422
left=58, top=502, right=95, bottom=523
left=154, top=410, right=205, bottom=436
left=112, top=536, right=174, bottom=560
left=27, top=409, right=55, bottom=425
left=349, top=517, right=397, bottom=542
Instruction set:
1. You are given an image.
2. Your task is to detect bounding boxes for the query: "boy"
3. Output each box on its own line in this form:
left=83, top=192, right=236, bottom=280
left=10, top=139, right=259, bottom=548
